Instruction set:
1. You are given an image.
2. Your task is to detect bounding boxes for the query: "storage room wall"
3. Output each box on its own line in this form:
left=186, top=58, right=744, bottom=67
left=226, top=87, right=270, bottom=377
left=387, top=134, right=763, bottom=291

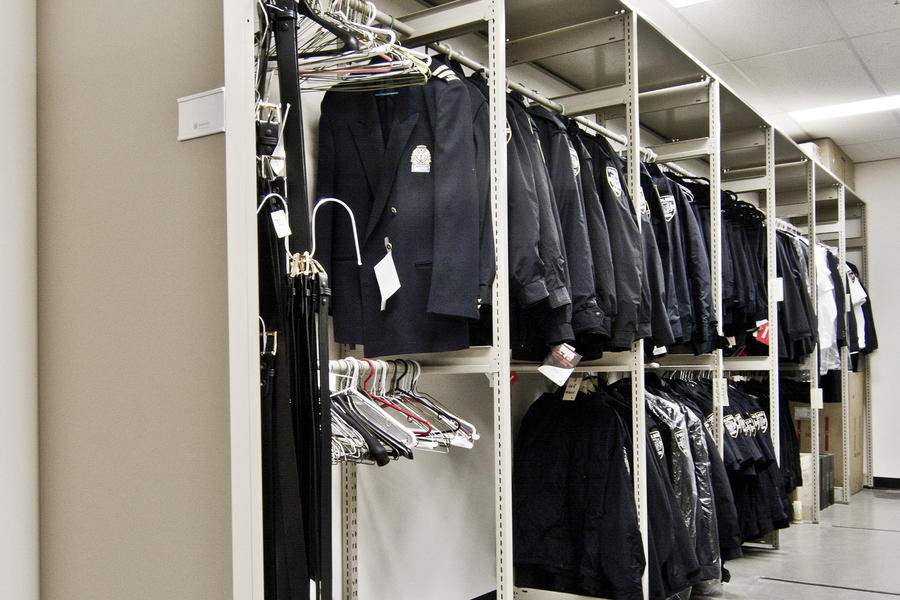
left=855, top=159, right=900, bottom=481
left=0, top=1, right=39, bottom=598
left=36, top=1, right=232, bottom=599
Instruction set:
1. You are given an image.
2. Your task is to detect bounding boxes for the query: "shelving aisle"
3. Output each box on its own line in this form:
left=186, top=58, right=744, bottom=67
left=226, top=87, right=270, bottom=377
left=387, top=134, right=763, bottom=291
left=220, top=0, right=872, bottom=599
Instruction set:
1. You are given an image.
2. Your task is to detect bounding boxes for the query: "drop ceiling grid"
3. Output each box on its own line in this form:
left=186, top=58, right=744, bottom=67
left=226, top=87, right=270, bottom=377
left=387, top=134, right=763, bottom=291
left=732, top=39, right=880, bottom=112
left=642, top=0, right=900, bottom=160
left=822, top=0, right=900, bottom=37
left=676, top=0, right=845, bottom=61
left=850, top=29, right=900, bottom=95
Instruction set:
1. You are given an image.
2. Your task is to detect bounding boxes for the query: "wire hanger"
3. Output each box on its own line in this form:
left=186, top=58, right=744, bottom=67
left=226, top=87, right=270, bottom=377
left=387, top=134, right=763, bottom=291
left=310, top=197, right=362, bottom=265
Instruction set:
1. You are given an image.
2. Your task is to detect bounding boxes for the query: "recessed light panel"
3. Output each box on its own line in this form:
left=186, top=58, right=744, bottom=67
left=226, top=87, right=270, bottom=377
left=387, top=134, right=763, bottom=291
left=790, top=94, right=900, bottom=122
left=668, top=0, right=714, bottom=7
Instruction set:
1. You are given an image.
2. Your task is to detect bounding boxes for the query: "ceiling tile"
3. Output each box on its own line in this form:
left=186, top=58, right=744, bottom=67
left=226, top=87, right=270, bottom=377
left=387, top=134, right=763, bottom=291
left=840, top=136, right=900, bottom=162
left=851, top=30, right=900, bottom=94
left=822, top=0, right=900, bottom=37
left=733, top=40, right=880, bottom=112
left=800, top=111, right=900, bottom=147
left=676, top=0, right=844, bottom=60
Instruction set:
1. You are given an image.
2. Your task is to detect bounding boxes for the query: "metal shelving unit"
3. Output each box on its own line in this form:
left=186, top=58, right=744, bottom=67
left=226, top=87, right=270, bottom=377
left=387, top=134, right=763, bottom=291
left=220, top=1, right=873, bottom=599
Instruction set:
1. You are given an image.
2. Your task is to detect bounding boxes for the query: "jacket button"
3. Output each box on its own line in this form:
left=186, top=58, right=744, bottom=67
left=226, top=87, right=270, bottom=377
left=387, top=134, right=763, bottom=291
left=390, top=207, right=398, bottom=215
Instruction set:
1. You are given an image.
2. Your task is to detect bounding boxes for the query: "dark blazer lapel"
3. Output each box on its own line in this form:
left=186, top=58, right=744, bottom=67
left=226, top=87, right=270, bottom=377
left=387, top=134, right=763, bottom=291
left=363, top=109, right=419, bottom=242
left=348, top=97, right=383, bottom=199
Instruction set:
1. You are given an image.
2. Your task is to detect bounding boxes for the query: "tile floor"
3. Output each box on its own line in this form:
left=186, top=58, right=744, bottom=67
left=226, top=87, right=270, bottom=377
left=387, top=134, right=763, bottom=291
left=720, top=488, right=900, bottom=598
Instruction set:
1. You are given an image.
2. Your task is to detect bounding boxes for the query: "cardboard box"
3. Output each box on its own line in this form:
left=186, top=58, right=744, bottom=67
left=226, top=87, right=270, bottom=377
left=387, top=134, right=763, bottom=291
left=799, top=138, right=855, bottom=188
left=848, top=372, right=865, bottom=495
left=790, top=382, right=864, bottom=496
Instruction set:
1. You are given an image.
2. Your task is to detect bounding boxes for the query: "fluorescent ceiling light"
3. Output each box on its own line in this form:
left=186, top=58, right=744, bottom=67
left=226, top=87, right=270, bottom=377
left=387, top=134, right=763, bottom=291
left=791, top=94, right=900, bottom=122
left=668, top=0, right=713, bottom=7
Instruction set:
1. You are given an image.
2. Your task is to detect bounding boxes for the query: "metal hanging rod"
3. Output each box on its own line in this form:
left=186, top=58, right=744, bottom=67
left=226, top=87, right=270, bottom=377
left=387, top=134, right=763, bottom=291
left=723, top=159, right=808, bottom=178
left=342, top=0, right=712, bottom=175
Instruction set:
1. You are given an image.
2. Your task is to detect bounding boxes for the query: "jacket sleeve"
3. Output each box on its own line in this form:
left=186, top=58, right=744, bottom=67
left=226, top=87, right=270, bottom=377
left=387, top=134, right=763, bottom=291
left=506, top=108, right=550, bottom=307
left=574, top=133, right=616, bottom=335
left=427, top=79, right=481, bottom=319
left=470, top=96, right=497, bottom=307
left=677, top=185, right=713, bottom=345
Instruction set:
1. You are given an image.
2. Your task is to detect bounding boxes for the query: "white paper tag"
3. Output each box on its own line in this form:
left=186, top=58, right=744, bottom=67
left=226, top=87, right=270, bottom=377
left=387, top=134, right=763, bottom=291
left=811, top=388, right=824, bottom=410
left=374, top=247, right=401, bottom=311
left=270, top=210, right=292, bottom=239
left=794, top=406, right=811, bottom=420
left=845, top=294, right=852, bottom=312
left=714, top=377, right=730, bottom=407
left=771, top=277, right=785, bottom=302
left=652, top=345, right=668, bottom=356
left=562, top=374, right=584, bottom=401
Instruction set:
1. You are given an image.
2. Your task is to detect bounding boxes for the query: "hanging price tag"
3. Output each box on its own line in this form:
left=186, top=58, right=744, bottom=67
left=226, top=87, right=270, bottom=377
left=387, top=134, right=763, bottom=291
left=714, top=377, right=730, bottom=407
left=562, top=374, right=584, bottom=401
left=754, top=320, right=770, bottom=345
left=538, top=343, right=582, bottom=387
left=770, top=277, right=785, bottom=302
left=270, top=209, right=292, bottom=239
left=811, top=388, right=824, bottom=410
left=374, top=238, right=401, bottom=311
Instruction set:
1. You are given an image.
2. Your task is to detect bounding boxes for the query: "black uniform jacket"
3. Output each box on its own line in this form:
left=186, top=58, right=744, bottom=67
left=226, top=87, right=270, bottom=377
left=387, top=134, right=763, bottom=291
left=316, top=72, right=482, bottom=357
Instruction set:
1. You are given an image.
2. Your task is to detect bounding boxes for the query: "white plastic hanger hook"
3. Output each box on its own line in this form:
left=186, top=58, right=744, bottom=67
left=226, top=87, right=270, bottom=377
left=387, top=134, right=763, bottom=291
left=310, top=197, right=362, bottom=265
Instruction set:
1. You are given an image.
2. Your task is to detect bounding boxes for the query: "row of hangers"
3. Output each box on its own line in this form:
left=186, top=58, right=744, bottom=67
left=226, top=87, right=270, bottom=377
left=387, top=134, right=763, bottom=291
left=330, top=358, right=479, bottom=466
left=258, top=0, right=433, bottom=92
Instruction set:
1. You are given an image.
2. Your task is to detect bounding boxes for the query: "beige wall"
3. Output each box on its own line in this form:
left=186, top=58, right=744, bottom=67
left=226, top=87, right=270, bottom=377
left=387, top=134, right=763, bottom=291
left=1, top=0, right=39, bottom=598
left=37, top=1, right=232, bottom=598
left=855, top=159, right=900, bottom=480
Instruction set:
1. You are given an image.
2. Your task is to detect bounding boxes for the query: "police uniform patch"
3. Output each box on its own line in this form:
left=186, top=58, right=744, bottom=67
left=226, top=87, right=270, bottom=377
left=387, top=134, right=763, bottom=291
left=568, top=142, right=581, bottom=177
left=639, top=188, right=651, bottom=216
left=606, top=166, right=623, bottom=199
left=660, top=194, right=677, bottom=221
left=410, top=145, right=431, bottom=173
left=674, top=428, right=689, bottom=455
left=724, top=414, right=739, bottom=438
left=704, top=413, right=715, bottom=437
left=754, top=411, right=769, bottom=434
left=650, top=429, right=665, bottom=459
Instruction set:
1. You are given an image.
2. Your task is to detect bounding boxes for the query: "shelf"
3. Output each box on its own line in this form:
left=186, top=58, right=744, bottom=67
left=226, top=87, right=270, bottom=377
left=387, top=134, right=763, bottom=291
left=377, top=346, right=499, bottom=375
left=515, top=588, right=611, bottom=600
left=513, top=350, right=635, bottom=373
left=724, top=356, right=773, bottom=372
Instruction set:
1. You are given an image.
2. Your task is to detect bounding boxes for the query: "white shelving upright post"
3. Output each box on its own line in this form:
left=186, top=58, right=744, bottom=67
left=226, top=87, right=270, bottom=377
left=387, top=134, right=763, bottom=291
left=224, top=0, right=265, bottom=598
left=862, top=202, right=875, bottom=489
left=807, top=162, right=821, bottom=524
left=487, top=1, right=514, bottom=598
left=765, top=127, right=780, bottom=461
left=708, top=80, right=726, bottom=450
left=838, top=183, right=851, bottom=504
left=623, top=11, right=649, bottom=600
